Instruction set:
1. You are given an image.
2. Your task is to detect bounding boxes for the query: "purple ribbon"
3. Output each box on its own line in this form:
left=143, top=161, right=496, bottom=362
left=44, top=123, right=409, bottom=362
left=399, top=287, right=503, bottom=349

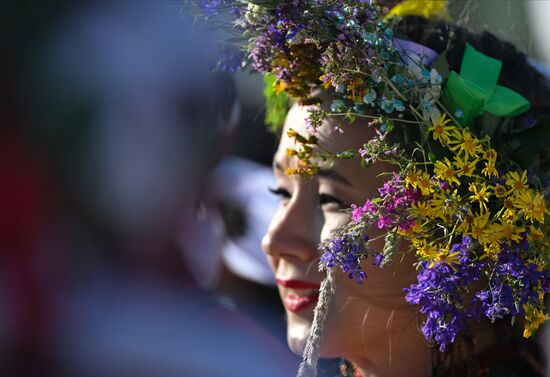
left=394, top=38, right=438, bottom=66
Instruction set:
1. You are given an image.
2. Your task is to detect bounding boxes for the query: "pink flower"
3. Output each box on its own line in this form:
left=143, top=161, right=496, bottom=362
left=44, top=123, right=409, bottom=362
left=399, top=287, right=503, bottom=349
left=377, top=215, right=393, bottom=229
left=351, top=200, right=375, bottom=223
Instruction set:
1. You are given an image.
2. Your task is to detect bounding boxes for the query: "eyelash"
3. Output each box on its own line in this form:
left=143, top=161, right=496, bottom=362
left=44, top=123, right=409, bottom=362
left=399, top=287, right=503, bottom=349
left=268, top=187, right=346, bottom=209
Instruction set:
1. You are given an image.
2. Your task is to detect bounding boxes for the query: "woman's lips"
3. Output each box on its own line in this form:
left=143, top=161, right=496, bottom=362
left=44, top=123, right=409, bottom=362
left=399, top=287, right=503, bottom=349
left=277, top=278, right=321, bottom=312
left=276, top=278, right=321, bottom=289
left=284, top=292, right=319, bottom=312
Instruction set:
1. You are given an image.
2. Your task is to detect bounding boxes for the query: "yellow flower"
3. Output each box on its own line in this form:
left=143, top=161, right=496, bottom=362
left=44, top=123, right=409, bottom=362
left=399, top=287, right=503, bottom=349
left=482, top=222, right=503, bottom=244
left=411, top=200, right=433, bottom=218
left=483, top=148, right=497, bottom=164
left=319, top=74, right=332, bottom=89
left=468, top=183, right=492, bottom=212
left=415, top=240, right=438, bottom=260
left=430, top=191, right=460, bottom=221
left=498, top=221, right=525, bottom=243
left=482, top=242, right=501, bottom=260
left=501, top=208, right=518, bottom=222
left=523, top=304, right=549, bottom=338
left=405, top=167, right=421, bottom=187
left=448, top=128, right=483, bottom=160
left=428, top=245, right=461, bottom=269
left=458, top=210, right=474, bottom=234
left=505, top=170, right=529, bottom=196
left=468, top=211, right=491, bottom=240
left=434, top=157, right=461, bottom=186
left=428, top=113, right=455, bottom=144
left=286, top=128, right=298, bottom=138
left=494, top=184, right=508, bottom=198
left=454, top=156, right=478, bottom=177
left=385, top=0, right=451, bottom=21
left=398, top=220, right=423, bottom=237
left=528, top=226, right=545, bottom=242
left=407, top=169, right=433, bottom=195
left=515, top=189, right=548, bottom=223
left=481, top=162, right=499, bottom=178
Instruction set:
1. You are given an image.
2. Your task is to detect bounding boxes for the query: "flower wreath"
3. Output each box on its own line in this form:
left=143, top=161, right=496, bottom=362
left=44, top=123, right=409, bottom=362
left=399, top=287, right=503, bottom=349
left=189, top=0, right=550, bottom=370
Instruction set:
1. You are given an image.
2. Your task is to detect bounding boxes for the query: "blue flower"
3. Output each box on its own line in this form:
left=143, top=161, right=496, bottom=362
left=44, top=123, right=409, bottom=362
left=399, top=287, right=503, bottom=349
left=331, top=99, right=346, bottom=112
left=380, top=97, right=395, bottom=114
left=392, top=98, right=405, bottom=112
left=362, top=89, right=377, bottom=105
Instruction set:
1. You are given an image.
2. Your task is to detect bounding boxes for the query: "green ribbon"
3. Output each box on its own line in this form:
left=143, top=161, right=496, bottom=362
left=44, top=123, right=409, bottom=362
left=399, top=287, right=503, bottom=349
left=442, top=43, right=531, bottom=125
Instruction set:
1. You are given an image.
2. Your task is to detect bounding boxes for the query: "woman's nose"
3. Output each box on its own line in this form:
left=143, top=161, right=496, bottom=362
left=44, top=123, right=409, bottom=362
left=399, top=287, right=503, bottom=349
left=262, top=193, right=319, bottom=262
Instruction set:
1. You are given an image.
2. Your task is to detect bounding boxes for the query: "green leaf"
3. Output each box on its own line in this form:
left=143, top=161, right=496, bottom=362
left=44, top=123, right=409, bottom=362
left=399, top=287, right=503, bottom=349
left=380, top=117, right=394, bottom=133
left=263, top=73, right=289, bottom=132
left=337, top=149, right=356, bottom=159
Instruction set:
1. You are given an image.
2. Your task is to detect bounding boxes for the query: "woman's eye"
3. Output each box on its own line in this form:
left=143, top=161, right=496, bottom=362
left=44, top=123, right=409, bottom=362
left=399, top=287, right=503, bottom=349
left=268, top=187, right=291, bottom=202
left=319, top=193, right=346, bottom=210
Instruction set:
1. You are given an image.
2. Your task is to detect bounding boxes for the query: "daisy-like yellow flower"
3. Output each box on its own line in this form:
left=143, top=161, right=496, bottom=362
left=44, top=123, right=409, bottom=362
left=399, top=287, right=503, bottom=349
left=286, top=148, right=298, bottom=156
left=483, top=222, right=503, bottom=243
left=454, top=155, right=478, bottom=177
left=319, top=74, right=332, bottom=89
left=430, top=190, right=460, bottom=221
left=417, top=171, right=433, bottom=195
left=428, top=245, right=461, bottom=269
left=458, top=209, right=474, bottom=233
left=515, top=189, right=548, bottom=223
left=411, top=200, right=432, bottom=218
left=523, top=304, right=550, bottom=338
left=505, top=170, right=529, bottom=196
left=483, top=148, right=497, bottom=164
left=434, top=157, right=461, bottom=186
left=468, top=182, right=492, bottom=212
left=448, top=128, right=483, bottom=160
left=428, top=113, right=455, bottom=144
left=405, top=166, right=421, bottom=187
left=481, top=161, right=499, bottom=178
left=528, top=226, right=545, bottom=242
left=468, top=210, right=491, bottom=240
left=492, top=220, right=525, bottom=243
left=414, top=240, right=438, bottom=260
left=494, top=184, right=508, bottom=198
left=398, top=220, right=423, bottom=237
left=482, top=242, right=501, bottom=260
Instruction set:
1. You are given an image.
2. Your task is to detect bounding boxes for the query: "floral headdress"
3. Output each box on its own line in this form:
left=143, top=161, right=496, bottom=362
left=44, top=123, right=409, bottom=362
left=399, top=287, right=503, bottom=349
left=189, top=0, right=550, bottom=372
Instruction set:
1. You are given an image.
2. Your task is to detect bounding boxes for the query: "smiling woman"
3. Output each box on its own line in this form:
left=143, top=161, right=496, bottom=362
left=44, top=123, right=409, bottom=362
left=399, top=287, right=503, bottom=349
left=263, top=102, right=432, bottom=376
left=189, top=0, right=550, bottom=376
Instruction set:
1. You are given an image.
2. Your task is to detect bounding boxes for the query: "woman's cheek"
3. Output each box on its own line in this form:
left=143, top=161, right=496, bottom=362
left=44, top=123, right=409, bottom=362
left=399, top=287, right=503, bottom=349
left=320, top=211, right=351, bottom=241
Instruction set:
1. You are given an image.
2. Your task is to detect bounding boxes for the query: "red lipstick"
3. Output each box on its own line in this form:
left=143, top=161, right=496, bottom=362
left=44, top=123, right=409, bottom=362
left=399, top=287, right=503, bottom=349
left=276, top=278, right=321, bottom=289
left=284, top=292, right=319, bottom=312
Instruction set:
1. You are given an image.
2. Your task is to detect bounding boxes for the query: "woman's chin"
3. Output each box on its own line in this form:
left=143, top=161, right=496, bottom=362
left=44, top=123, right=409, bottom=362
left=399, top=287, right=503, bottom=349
left=286, top=321, right=310, bottom=356
left=286, top=319, right=339, bottom=358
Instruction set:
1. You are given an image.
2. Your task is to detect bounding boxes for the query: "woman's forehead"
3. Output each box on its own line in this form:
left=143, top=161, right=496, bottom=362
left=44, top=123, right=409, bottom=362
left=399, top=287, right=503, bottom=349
left=281, top=103, right=377, bottom=153
left=277, top=104, right=388, bottom=195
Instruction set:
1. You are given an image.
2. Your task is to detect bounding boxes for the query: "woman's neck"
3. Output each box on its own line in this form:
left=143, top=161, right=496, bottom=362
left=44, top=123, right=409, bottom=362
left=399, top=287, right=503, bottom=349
left=351, top=323, right=499, bottom=377
left=347, top=315, right=433, bottom=377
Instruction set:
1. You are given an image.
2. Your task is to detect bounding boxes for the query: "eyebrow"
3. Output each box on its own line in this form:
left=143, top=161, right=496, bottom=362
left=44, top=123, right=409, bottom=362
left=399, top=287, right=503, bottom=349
left=273, top=161, right=352, bottom=186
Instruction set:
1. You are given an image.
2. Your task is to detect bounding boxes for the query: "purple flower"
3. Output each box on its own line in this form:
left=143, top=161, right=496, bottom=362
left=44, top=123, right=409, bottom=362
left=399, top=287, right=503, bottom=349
left=321, top=233, right=368, bottom=284
left=249, top=31, right=273, bottom=73
left=217, top=45, right=243, bottom=73
left=405, top=237, right=483, bottom=351
left=472, top=244, right=549, bottom=324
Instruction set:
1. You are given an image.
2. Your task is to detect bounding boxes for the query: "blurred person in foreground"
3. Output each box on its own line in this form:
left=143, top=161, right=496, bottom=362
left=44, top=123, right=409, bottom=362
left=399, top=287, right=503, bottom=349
left=22, top=1, right=297, bottom=376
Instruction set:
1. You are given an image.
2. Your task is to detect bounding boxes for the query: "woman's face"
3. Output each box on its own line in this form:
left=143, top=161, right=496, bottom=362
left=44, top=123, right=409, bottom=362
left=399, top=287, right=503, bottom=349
left=262, top=103, right=430, bottom=368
